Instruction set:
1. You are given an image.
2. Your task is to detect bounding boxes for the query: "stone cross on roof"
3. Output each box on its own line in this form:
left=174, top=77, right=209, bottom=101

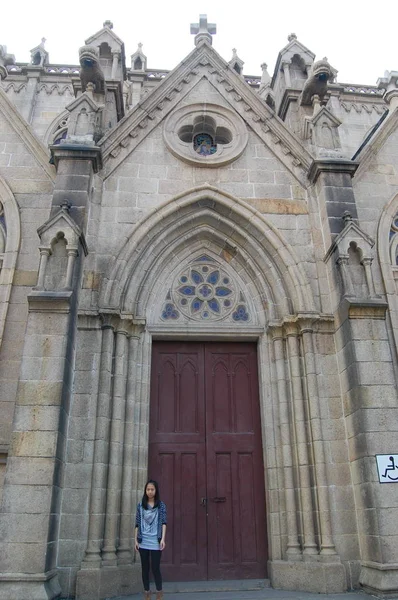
left=190, top=14, right=216, bottom=46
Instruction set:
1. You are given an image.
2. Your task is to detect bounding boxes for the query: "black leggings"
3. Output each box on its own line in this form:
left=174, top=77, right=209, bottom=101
left=139, top=548, right=162, bottom=591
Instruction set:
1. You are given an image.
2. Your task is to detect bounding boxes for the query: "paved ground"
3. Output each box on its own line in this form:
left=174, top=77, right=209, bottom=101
left=109, top=587, right=378, bottom=600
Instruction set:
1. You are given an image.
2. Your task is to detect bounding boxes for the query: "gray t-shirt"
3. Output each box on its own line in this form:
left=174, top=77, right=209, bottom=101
left=140, top=506, right=160, bottom=550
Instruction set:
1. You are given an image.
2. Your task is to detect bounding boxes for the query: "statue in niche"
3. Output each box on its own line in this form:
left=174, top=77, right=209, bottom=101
left=44, top=233, right=68, bottom=291
left=75, top=108, right=90, bottom=136
left=347, top=242, right=367, bottom=298
left=320, top=122, right=335, bottom=149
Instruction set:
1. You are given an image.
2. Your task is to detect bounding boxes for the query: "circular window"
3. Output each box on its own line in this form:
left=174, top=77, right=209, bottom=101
left=163, top=103, right=248, bottom=167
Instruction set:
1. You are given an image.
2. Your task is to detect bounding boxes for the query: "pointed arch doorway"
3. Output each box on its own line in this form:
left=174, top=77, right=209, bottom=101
left=148, top=340, right=268, bottom=582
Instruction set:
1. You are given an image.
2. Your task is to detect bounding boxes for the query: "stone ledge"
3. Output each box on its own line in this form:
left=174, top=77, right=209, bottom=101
left=27, top=290, right=73, bottom=313
left=360, top=562, right=398, bottom=598
left=0, top=570, right=61, bottom=600
left=50, top=144, right=102, bottom=173
left=308, top=159, right=359, bottom=184
left=336, top=298, right=388, bottom=326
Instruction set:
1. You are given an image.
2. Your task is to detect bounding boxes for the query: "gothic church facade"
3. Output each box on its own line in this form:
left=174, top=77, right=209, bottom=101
left=0, top=16, right=398, bottom=600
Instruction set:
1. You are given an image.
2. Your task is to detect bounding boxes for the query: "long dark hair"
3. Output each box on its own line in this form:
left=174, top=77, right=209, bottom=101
left=141, top=479, right=160, bottom=509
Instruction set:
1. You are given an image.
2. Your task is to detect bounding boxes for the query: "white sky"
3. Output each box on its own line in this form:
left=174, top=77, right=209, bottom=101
left=1, top=0, right=397, bottom=85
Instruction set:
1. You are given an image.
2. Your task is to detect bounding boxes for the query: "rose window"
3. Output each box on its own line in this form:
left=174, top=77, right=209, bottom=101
left=160, top=256, right=251, bottom=323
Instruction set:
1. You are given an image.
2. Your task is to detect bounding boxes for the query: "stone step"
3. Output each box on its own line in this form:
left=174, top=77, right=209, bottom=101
left=161, top=579, right=271, bottom=593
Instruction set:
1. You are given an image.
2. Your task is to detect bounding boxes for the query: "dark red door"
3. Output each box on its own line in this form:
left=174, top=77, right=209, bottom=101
left=149, top=342, right=267, bottom=581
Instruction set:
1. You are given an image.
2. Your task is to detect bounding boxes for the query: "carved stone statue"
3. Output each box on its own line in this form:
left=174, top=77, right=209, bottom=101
left=79, top=45, right=106, bottom=94
left=300, top=57, right=333, bottom=106
left=0, top=45, right=15, bottom=79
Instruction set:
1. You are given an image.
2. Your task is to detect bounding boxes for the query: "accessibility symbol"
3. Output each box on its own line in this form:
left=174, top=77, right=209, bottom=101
left=376, top=454, right=398, bottom=483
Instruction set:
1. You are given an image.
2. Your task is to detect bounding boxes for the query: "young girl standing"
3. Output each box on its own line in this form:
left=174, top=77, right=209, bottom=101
left=135, top=480, right=167, bottom=600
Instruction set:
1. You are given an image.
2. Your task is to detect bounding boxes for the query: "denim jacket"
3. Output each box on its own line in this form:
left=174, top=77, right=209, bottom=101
left=135, top=501, right=167, bottom=543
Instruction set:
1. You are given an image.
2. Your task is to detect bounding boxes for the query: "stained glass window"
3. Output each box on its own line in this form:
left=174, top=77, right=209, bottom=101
left=160, top=259, right=251, bottom=323
left=193, top=133, right=217, bottom=156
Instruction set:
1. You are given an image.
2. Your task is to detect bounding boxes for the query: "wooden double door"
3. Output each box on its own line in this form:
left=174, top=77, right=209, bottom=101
left=148, top=342, right=268, bottom=581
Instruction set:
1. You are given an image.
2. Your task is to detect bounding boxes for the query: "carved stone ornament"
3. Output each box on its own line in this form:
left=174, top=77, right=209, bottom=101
left=163, top=103, right=248, bottom=167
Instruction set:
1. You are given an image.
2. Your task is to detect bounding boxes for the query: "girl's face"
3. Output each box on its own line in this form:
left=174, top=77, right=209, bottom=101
left=146, top=484, right=156, bottom=499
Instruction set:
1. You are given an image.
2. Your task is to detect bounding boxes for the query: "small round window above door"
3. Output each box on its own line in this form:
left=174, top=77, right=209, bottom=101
left=163, top=103, right=248, bottom=167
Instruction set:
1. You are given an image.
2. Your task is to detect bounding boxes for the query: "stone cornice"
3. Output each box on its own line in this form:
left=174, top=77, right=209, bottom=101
left=50, top=144, right=103, bottom=173
left=308, top=159, right=359, bottom=184
left=0, top=87, right=56, bottom=182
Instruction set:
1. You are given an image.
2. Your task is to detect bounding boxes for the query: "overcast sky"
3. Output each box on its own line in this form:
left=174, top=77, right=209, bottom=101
left=1, top=0, right=397, bottom=85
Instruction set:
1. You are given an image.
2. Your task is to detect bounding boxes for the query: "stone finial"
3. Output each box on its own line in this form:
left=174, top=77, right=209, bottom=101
left=287, top=33, right=297, bottom=42
left=103, top=20, right=113, bottom=29
left=61, top=201, right=71, bottom=213
left=30, top=38, right=49, bottom=67
left=377, top=70, right=398, bottom=112
left=190, top=14, right=217, bottom=46
left=229, top=48, right=244, bottom=75
left=260, top=62, right=271, bottom=88
left=130, top=42, right=147, bottom=71
left=342, top=211, right=353, bottom=225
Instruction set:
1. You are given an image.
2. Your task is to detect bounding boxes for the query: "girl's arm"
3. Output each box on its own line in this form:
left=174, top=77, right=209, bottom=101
left=134, top=525, right=139, bottom=551
left=160, top=524, right=166, bottom=550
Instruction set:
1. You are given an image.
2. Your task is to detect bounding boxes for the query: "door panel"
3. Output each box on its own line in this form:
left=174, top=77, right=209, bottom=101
left=149, top=344, right=207, bottom=581
left=205, top=344, right=267, bottom=580
left=149, top=342, right=267, bottom=581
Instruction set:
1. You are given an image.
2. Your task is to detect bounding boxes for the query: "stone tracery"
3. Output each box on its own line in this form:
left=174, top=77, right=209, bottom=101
left=160, top=255, right=250, bottom=322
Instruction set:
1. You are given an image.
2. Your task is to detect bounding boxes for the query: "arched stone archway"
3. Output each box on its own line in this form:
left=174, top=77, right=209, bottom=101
left=77, top=185, right=345, bottom=596
left=378, top=191, right=398, bottom=361
left=0, top=175, right=21, bottom=349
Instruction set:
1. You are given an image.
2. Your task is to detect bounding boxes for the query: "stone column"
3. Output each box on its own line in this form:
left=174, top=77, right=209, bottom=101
left=0, top=289, right=75, bottom=600
left=80, top=321, right=115, bottom=568
left=308, top=161, right=359, bottom=248
left=101, top=323, right=129, bottom=565
left=271, top=327, right=301, bottom=557
left=118, top=328, right=141, bottom=564
left=111, top=51, right=120, bottom=79
left=336, top=255, right=355, bottom=297
left=285, top=323, right=317, bottom=556
left=361, top=257, right=376, bottom=298
left=299, top=321, right=337, bottom=557
left=282, top=61, right=292, bottom=88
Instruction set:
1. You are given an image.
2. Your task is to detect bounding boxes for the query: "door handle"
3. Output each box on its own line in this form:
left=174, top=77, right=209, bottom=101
left=200, top=497, right=207, bottom=507
left=211, top=497, right=226, bottom=503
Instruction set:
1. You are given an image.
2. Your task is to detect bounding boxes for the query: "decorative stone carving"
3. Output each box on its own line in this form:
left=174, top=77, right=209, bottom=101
left=229, top=48, right=244, bottom=75
left=377, top=70, right=398, bottom=113
left=190, top=14, right=216, bottom=46
left=0, top=45, right=15, bottom=80
left=163, top=103, right=248, bottom=167
left=35, top=204, right=88, bottom=292
left=79, top=45, right=106, bottom=94
left=130, top=42, right=147, bottom=72
left=324, top=212, right=377, bottom=299
left=300, top=57, right=333, bottom=106
left=303, top=105, right=344, bottom=158
left=30, top=38, right=49, bottom=67
left=62, top=92, right=103, bottom=145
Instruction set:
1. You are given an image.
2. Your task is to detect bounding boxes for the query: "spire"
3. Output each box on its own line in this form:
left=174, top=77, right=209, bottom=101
left=190, top=14, right=216, bottom=46
left=30, top=38, right=49, bottom=67
left=229, top=48, right=244, bottom=75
